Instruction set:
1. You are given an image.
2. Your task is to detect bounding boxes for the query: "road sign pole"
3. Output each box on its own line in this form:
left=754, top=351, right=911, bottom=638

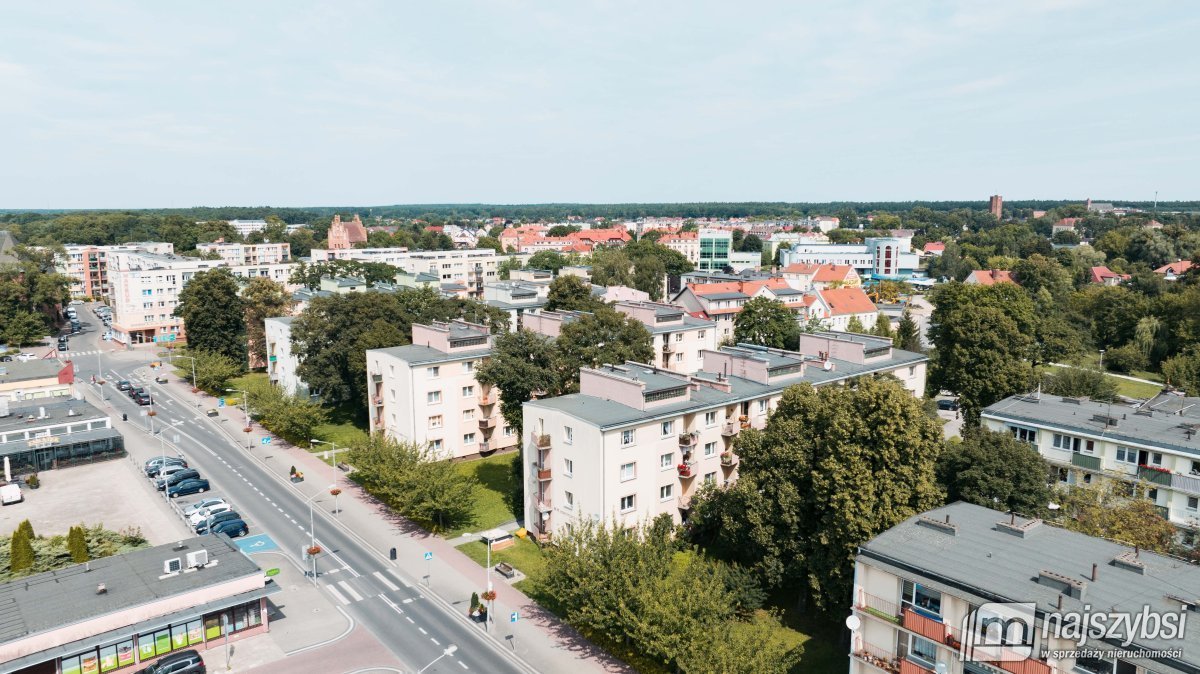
left=424, top=551, right=433, bottom=586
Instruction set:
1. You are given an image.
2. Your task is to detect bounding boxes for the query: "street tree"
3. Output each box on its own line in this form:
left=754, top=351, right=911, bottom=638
left=631, top=254, right=666, bottom=300
left=476, top=329, right=563, bottom=436
left=732, top=297, right=799, bottom=349
left=846, top=315, right=867, bottom=334
left=588, top=248, right=633, bottom=287
left=184, top=349, right=243, bottom=392
left=175, top=268, right=245, bottom=362
left=346, top=435, right=477, bottom=533
left=545, top=275, right=602, bottom=312
left=894, top=310, right=921, bottom=351
left=937, top=429, right=1052, bottom=516
left=241, top=277, right=292, bottom=367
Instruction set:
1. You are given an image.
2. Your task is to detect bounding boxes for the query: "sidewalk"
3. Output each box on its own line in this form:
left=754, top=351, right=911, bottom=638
left=157, top=375, right=633, bottom=674
left=1047, top=362, right=1163, bottom=386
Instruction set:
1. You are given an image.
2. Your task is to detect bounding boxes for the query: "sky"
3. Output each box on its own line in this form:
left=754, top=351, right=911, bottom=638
left=1, top=1, right=1198, bottom=209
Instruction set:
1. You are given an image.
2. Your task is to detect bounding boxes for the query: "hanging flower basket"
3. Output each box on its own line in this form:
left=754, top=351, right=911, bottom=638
left=330, top=488, right=342, bottom=497
left=147, top=410, right=157, bottom=417
left=96, top=378, right=105, bottom=385
left=243, top=426, right=252, bottom=433
left=480, top=590, right=497, bottom=602
left=191, top=387, right=200, bottom=394
left=306, top=545, right=322, bottom=556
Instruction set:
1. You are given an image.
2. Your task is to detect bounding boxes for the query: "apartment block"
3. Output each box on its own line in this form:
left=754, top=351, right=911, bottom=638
left=227, top=219, right=269, bottom=237
left=310, top=247, right=499, bottom=298
left=522, top=334, right=927, bottom=541
left=106, top=251, right=295, bottom=345
left=982, top=393, right=1200, bottom=542
left=658, top=231, right=699, bottom=264
left=56, top=242, right=174, bottom=298
left=264, top=316, right=307, bottom=397
left=851, top=501, right=1200, bottom=674
left=366, top=321, right=516, bottom=459
left=195, top=241, right=291, bottom=266
left=482, top=281, right=549, bottom=330
left=612, top=300, right=717, bottom=374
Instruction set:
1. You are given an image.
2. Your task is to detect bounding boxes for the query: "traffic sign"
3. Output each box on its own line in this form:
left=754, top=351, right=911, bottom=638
left=510, top=611, right=519, bottom=623
left=218, top=398, right=226, bottom=408
left=424, top=552, right=433, bottom=561
left=261, top=437, right=271, bottom=445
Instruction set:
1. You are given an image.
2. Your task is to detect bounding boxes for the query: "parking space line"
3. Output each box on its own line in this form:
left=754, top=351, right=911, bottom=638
left=338, top=581, right=363, bottom=602
left=373, top=570, right=399, bottom=592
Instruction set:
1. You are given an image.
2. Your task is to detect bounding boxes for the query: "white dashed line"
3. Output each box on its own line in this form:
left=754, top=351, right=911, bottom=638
left=373, top=571, right=399, bottom=592
left=325, top=585, right=350, bottom=605
left=430, top=637, right=439, bottom=645
left=458, top=661, right=468, bottom=669
left=338, top=581, right=363, bottom=602
left=405, top=616, right=414, bottom=624
left=417, top=627, right=427, bottom=635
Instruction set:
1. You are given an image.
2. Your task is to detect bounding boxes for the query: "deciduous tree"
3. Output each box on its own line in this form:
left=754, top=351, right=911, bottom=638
left=733, top=297, right=799, bottom=349
left=175, top=268, right=245, bottom=362
left=241, top=277, right=292, bottom=367
left=1040, top=367, right=1117, bottom=402
left=347, top=435, right=477, bottom=532
left=938, top=429, right=1051, bottom=515
left=476, top=330, right=563, bottom=436
left=545, top=276, right=601, bottom=312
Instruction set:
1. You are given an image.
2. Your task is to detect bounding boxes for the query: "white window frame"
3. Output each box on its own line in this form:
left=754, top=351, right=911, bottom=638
left=564, top=426, right=574, bottom=445
left=660, top=421, right=673, bottom=437
left=704, top=441, right=717, bottom=457
left=619, top=495, right=635, bottom=512
left=564, top=491, right=574, bottom=510
left=660, top=452, right=673, bottom=469
left=428, top=415, right=443, bottom=429
left=427, top=391, right=442, bottom=404
left=704, top=411, right=717, bottom=427
left=462, top=385, right=474, bottom=397
left=659, top=484, right=674, bottom=501
left=1115, top=446, right=1137, bottom=464
left=563, top=458, right=574, bottom=476
left=620, top=462, right=636, bottom=481
left=428, top=366, right=440, bottom=379
left=463, top=432, right=476, bottom=445
left=621, top=429, right=635, bottom=446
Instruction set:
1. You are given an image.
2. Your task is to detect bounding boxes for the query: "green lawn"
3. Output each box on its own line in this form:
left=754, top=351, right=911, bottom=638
left=443, top=452, right=520, bottom=538
left=458, top=537, right=548, bottom=598
left=1042, top=364, right=1163, bottom=400
left=225, top=372, right=369, bottom=460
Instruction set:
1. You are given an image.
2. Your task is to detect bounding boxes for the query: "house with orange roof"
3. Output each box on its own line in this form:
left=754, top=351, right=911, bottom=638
left=671, top=278, right=803, bottom=341
left=922, top=242, right=945, bottom=257
left=779, top=263, right=861, bottom=291
left=812, top=286, right=878, bottom=331
left=569, top=228, right=630, bottom=248
left=499, top=225, right=547, bottom=252
left=1155, top=259, right=1194, bottom=281
left=964, top=269, right=1017, bottom=286
left=1088, top=266, right=1130, bottom=286
left=1052, top=218, right=1081, bottom=236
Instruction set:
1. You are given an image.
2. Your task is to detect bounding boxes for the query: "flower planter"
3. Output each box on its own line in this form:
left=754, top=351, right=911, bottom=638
left=306, top=545, right=322, bottom=556
left=290, top=474, right=304, bottom=483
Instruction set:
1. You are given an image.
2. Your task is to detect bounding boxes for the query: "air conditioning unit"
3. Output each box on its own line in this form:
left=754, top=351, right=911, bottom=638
left=186, top=550, right=209, bottom=568
left=163, top=557, right=182, bottom=574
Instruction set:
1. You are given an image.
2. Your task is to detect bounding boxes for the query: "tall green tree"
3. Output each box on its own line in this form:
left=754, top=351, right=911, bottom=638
left=688, top=378, right=944, bottom=610
left=545, top=275, right=601, bottom=312
left=527, top=250, right=569, bottom=274
left=732, top=297, right=799, bottom=349
left=631, top=254, right=666, bottom=300
left=476, top=329, right=563, bottom=436
left=555, top=308, right=654, bottom=390
left=9, top=527, right=34, bottom=573
left=241, top=277, right=292, bottom=367
left=846, top=315, right=867, bottom=334
left=588, top=248, right=633, bottom=287
left=1057, top=484, right=1177, bottom=553
left=183, top=349, right=243, bottom=392
left=347, top=435, right=477, bottom=532
left=67, top=525, right=90, bottom=563
left=1040, top=367, right=1118, bottom=402
left=938, top=430, right=1051, bottom=515
left=175, top=268, right=245, bottom=362
left=894, top=309, right=921, bottom=351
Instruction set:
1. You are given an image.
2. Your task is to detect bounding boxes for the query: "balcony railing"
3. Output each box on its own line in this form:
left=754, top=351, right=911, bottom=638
left=721, top=422, right=739, bottom=437
left=899, top=659, right=934, bottom=674
left=479, top=441, right=490, bottom=453
left=678, top=433, right=697, bottom=447
left=478, top=417, right=497, bottom=430
left=662, top=342, right=676, bottom=353
left=536, top=497, right=552, bottom=513
left=372, top=395, right=383, bottom=406
left=535, top=434, right=551, bottom=449
left=677, top=461, right=697, bottom=478
left=537, top=466, right=552, bottom=481
left=1070, top=452, right=1101, bottom=470
left=1138, top=465, right=1173, bottom=486
left=901, top=608, right=952, bottom=645
left=371, top=373, right=383, bottom=383
left=720, top=452, right=738, bottom=468
left=478, top=388, right=498, bottom=405
left=851, top=643, right=900, bottom=674
left=1173, top=472, right=1200, bottom=496
left=854, top=590, right=901, bottom=624
left=678, top=495, right=692, bottom=511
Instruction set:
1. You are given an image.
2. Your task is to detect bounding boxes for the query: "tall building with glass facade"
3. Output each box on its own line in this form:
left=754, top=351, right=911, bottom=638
left=697, top=229, right=732, bottom=271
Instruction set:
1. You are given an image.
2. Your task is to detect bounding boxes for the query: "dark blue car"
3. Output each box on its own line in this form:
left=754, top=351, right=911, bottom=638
left=211, top=519, right=248, bottom=538
left=168, top=478, right=210, bottom=499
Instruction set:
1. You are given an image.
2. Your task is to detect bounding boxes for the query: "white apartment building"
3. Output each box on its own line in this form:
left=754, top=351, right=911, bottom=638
left=366, top=321, right=516, bottom=459
left=227, top=219, right=268, bottom=237
left=658, top=232, right=699, bottom=264
left=56, top=242, right=174, bottom=298
left=780, top=238, right=920, bottom=280
left=521, top=334, right=927, bottom=541
left=264, top=317, right=306, bottom=397
left=612, top=301, right=717, bottom=374
left=310, top=248, right=499, bottom=298
left=106, top=251, right=296, bottom=345
left=851, top=501, right=1200, bottom=674
left=983, top=393, right=1200, bottom=541
left=482, top=281, right=549, bottom=330
left=195, top=241, right=291, bottom=266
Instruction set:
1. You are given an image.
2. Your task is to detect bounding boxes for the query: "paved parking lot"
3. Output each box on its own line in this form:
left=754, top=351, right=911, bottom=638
left=0, top=456, right=192, bottom=545
left=168, top=490, right=256, bottom=541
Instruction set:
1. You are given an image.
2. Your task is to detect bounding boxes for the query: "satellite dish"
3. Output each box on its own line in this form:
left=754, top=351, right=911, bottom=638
left=823, top=361, right=833, bottom=371
left=844, top=615, right=861, bottom=632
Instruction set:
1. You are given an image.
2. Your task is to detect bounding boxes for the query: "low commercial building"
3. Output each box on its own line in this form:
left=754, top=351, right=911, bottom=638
left=982, top=393, right=1200, bottom=543
left=522, top=334, right=926, bottom=540
left=0, top=360, right=75, bottom=402
left=0, top=396, right=124, bottom=474
left=3, top=535, right=277, bottom=674
left=851, top=501, right=1200, bottom=674
left=366, top=320, right=516, bottom=459
left=780, top=238, right=920, bottom=280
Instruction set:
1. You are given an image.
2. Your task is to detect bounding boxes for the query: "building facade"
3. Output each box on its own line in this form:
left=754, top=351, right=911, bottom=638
left=0, top=360, right=75, bottom=402
left=366, top=321, right=517, bottom=459
left=522, top=335, right=927, bottom=540
left=851, top=501, right=1200, bottom=674
left=982, top=393, right=1200, bottom=542
left=195, top=241, right=291, bottom=266
left=0, top=396, right=124, bottom=475
left=264, top=316, right=306, bottom=397
left=326, top=214, right=368, bottom=249
left=309, top=247, right=499, bottom=298
left=481, top=281, right=549, bottom=331
left=612, top=300, right=717, bottom=374
left=56, top=243, right=174, bottom=299
left=697, top=229, right=733, bottom=271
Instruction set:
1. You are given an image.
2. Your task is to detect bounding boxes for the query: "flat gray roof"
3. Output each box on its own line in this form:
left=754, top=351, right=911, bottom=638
left=0, top=535, right=265, bottom=646
left=697, top=291, right=750, bottom=300
left=643, top=314, right=714, bottom=335
left=370, top=344, right=491, bottom=366
left=591, top=364, right=690, bottom=395
left=0, top=398, right=108, bottom=435
left=859, top=502, right=1200, bottom=670
left=0, top=360, right=62, bottom=383
left=264, top=316, right=294, bottom=326
left=982, top=394, right=1199, bottom=457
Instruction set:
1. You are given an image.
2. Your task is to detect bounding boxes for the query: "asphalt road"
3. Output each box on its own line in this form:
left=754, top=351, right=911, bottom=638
left=63, top=309, right=528, bottom=674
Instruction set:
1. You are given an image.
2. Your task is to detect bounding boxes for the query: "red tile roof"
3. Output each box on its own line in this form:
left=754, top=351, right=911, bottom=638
left=818, top=287, right=877, bottom=316
left=923, top=242, right=945, bottom=253
left=689, top=278, right=791, bottom=298
left=812, top=264, right=856, bottom=283
left=1154, top=260, right=1194, bottom=275
left=1088, top=266, right=1130, bottom=284
left=965, top=269, right=1016, bottom=286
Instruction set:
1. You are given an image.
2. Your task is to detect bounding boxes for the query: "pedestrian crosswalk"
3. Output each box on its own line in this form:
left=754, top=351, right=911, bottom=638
left=323, top=568, right=415, bottom=606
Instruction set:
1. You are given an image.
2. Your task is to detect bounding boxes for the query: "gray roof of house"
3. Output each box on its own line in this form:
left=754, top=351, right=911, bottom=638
left=0, top=536, right=267, bottom=646
left=370, top=344, right=491, bottom=366
left=810, top=330, right=895, bottom=356
left=697, top=291, right=750, bottom=300
left=526, top=347, right=927, bottom=430
left=643, top=314, right=714, bottom=335
left=982, top=394, right=1199, bottom=457
left=0, top=359, right=62, bottom=383
left=485, top=298, right=548, bottom=311
left=859, top=502, right=1200, bottom=671
left=591, top=364, right=690, bottom=395
left=264, top=316, right=294, bottom=326
left=0, top=398, right=108, bottom=435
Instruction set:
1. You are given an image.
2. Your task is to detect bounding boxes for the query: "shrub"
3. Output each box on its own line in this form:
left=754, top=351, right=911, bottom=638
left=1103, top=344, right=1147, bottom=374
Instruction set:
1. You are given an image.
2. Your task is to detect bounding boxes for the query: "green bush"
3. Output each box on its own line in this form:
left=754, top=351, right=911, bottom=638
left=1103, top=344, right=1148, bottom=374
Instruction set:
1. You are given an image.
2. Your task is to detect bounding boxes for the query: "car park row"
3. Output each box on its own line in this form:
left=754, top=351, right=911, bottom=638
left=143, top=457, right=250, bottom=540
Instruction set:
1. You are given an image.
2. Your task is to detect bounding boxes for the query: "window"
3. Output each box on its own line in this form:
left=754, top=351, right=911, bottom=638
left=906, top=634, right=938, bottom=668
left=620, top=462, right=636, bottom=481
left=564, top=458, right=574, bottom=476
left=427, top=391, right=442, bottom=404
left=1011, top=426, right=1037, bottom=444
left=902, top=580, right=943, bottom=618
left=619, top=494, right=635, bottom=512
left=704, top=441, right=717, bottom=457
left=705, top=411, right=717, bottom=426
left=698, top=330, right=706, bottom=339
left=1151, top=452, right=1164, bottom=466
left=503, top=425, right=514, bottom=437
left=1148, top=488, right=1158, bottom=501
left=661, top=452, right=674, bottom=468
left=462, top=385, right=475, bottom=397
left=463, top=433, right=476, bottom=445
left=660, top=484, right=674, bottom=501
left=430, top=439, right=443, bottom=451
left=428, top=415, right=443, bottom=429
left=1188, top=497, right=1199, bottom=512
left=704, top=472, right=717, bottom=484
left=462, top=409, right=475, bottom=420
left=675, top=352, right=683, bottom=362
left=428, top=366, right=440, bottom=378
left=675, top=333, right=684, bottom=342
left=1115, top=447, right=1137, bottom=464
left=621, top=429, right=635, bottom=446
left=463, top=361, right=475, bottom=373
left=1193, top=460, right=1200, bottom=475
left=565, top=491, right=574, bottom=510
left=564, top=426, right=574, bottom=445
left=661, top=420, right=674, bottom=436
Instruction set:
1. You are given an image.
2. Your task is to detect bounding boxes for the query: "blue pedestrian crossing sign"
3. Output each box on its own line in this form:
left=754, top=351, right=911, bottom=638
left=510, top=611, right=519, bottom=623
left=261, top=437, right=271, bottom=445
left=424, top=552, right=433, bottom=561
left=218, top=398, right=226, bottom=408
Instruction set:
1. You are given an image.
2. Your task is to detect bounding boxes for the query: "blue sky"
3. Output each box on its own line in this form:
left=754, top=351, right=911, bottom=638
left=1, top=1, right=1197, bottom=208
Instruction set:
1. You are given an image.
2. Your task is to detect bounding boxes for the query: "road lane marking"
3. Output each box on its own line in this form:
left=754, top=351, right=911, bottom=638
left=405, top=616, right=414, bottom=623
left=458, top=662, right=468, bottom=670
left=338, top=580, right=363, bottom=602
left=325, top=585, right=350, bottom=605
left=430, top=637, right=440, bottom=645
left=373, top=570, right=399, bottom=592
left=417, top=627, right=427, bottom=635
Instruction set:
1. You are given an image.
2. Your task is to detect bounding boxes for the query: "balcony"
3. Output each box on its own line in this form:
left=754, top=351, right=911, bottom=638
left=1070, top=452, right=1101, bottom=470
left=677, top=495, right=692, bottom=511
left=677, top=461, right=697, bottom=479
left=851, top=643, right=900, bottom=674
left=721, top=422, right=739, bottom=438
left=720, top=452, right=738, bottom=468
left=1155, top=505, right=1170, bottom=520
left=478, top=417, right=497, bottom=431
left=1138, top=465, right=1173, bottom=486
left=899, top=660, right=934, bottom=674
left=479, top=441, right=490, bottom=453
left=373, top=417, right=384, bottom=428
left=478, top=388, right=498, bottom=405
left=536, top=497, right=552, bottom=513
left=535, top=434, right=551, bottom=450
left=901, top=608, right=953, bottom=646
left=854, top=590, right=901, bottom=624
left=678, top=432, right=697, bottom=448
left=372, top=395, right=383, bottom=406
left=371, top=373, right=383, bottom=383
left=1173, top=472, right=1200, bottom=496
left=662, top=341, right=676, bottom=354
left=537, top=466, right=552, bottom=481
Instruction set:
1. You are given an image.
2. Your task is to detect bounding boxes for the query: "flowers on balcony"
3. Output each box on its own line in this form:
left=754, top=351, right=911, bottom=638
left=720, top=451, right=735, bottom=466
left=1138, top=464, right=1171, bottom=474
left=677, top=463, right=694, bottom=477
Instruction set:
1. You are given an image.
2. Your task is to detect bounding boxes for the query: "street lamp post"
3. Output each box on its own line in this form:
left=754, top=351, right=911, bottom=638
left=224, top=388, right=252, bottom=450
left=310, top=439, right=345, bottom=517
left=302, top=486, right=335, bottom=583
left=175, top=355, right=198, bottom=394
left=464, top=532, right=495, bottom=630
left=417, top=645, right=458, bottom=673
left=1099, top=349, right=1106, bottom=370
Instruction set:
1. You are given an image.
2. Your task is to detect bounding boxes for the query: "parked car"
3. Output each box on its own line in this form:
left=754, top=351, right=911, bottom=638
left=0, top=356, right=11, bottom=362
left=936, top=398, right=960, bottom=411
left=137, top=648, right=205, bottom=674
left=57, top=342, right=68, bottom=352
left=16, top=353, right=36, bottom=362
left=211, top=519, right=249, bottom=539
left=69, top=299, right=84, bottom=305
left=169, top=478, right=210, bottom=499
left=117, top=380, right=132, bottom=391
left=188, top=502, right=233, bottom=526
left=183, top=497, right=226, bottom=518
left=157, top=469, right=200, bottom=491
left=144, top=456, right=187, bottom=476
left=135, top=391, right=153, bottom=406
left=128, top=386, right=144, bottom=398
left=196, top=510, right=241, bottom=534
left=103, top=332, right=113, bottom=341
left=154, top=464, right=191, bottom=483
